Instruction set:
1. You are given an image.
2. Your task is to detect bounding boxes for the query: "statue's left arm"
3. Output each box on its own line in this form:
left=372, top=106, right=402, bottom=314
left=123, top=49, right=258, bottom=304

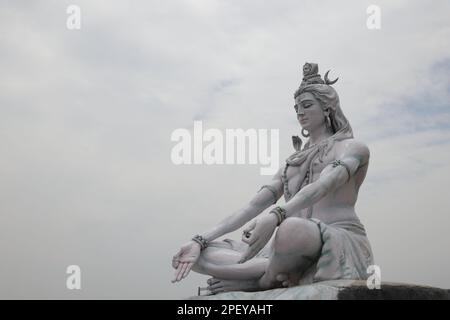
left=239, top=141, right=370, bottom=263
left=282, top=140, right=370, bottom=216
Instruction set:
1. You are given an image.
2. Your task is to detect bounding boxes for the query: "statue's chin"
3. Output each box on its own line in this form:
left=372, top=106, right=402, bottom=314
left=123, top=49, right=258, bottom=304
left=300, top=125, right=311, bottom=131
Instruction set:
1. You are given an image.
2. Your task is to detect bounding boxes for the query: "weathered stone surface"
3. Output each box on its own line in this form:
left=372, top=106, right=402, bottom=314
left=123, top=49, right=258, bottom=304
left=338, top=281, right=450, bottom=300
left=189, top=280, right=449, bottom=300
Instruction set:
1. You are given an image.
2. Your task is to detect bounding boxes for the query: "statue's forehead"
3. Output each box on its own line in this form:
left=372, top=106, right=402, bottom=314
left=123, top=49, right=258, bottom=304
left=295, top=92, right=315, bottom=102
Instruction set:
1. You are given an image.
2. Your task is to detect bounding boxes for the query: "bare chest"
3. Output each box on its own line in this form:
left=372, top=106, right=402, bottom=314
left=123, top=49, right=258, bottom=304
left=284, top=144, right=342, bottom=197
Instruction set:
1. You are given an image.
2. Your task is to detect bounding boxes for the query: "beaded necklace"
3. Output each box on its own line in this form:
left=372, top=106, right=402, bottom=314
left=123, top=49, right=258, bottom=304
left=282, top=139, right=331, bottom=218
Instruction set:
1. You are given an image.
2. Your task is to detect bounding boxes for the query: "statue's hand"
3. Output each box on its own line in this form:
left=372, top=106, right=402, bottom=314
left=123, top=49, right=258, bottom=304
left=239, top=214, right=278, bottom=263
left=171, top=241, right=201, bottom=283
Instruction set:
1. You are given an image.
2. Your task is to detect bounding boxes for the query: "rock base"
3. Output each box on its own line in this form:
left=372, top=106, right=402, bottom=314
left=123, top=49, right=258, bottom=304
left=189, top=280, right=450, bottom=300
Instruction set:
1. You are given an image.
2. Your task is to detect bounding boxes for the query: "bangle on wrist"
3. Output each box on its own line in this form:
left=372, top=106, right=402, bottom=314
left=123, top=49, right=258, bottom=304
left=269, top=206, right=287, bottom=226
left=192, top=235, right=209, bottom=250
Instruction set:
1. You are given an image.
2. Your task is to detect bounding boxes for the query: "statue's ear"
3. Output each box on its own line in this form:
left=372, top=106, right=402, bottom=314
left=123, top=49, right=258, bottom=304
left=294, top=104, right=298, bottom=113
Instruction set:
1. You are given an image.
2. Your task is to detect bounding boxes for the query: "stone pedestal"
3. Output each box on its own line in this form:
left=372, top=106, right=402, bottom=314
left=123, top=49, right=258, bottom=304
left=190, top=280, right=450, bottom=300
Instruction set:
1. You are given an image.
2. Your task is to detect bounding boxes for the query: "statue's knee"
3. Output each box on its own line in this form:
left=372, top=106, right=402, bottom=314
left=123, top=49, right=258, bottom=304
left=194, top=247, right=218, bottom=273
left=274, top=218, right=321, bottom=255
left=275, top=218, right=305, bottom=251
left=197, top=246, right=216, bottom=264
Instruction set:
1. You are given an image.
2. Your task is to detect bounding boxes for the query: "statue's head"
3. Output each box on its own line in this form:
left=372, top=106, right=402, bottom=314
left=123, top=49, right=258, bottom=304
left=294, top=63, right=352, bottom=137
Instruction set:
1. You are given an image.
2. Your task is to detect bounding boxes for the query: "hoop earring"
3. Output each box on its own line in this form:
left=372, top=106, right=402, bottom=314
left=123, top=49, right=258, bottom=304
left=324, top=108, right=333, bottom=133
left=301, top=128, right=310, bottom=138
left=325, top=115, right=332, bottom=132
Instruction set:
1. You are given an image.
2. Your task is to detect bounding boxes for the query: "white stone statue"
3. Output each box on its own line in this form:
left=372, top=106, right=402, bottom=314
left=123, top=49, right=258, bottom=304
left=171, top=63, right=374, bottom=295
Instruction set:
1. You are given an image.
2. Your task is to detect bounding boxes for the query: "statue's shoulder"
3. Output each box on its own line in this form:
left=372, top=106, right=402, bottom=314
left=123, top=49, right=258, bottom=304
left=336, top=138, right=370, bottom=161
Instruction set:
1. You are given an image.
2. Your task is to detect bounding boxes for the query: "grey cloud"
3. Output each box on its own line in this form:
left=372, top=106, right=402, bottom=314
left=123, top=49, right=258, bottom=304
left=1, top=0, right=450, bottom=298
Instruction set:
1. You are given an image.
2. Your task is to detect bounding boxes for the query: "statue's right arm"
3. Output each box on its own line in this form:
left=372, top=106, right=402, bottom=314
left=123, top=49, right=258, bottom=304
left=200, top=168, right=284, bottom=243
left=172, top=169, right=283, bottom=282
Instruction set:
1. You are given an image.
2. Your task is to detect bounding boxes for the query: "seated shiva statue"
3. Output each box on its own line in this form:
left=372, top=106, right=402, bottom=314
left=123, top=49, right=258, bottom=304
left=171, top=62, right=374, bottom=294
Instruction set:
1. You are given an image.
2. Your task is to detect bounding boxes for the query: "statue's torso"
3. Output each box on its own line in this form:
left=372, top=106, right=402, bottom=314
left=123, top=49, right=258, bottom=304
left=284, top=139, right=368, bottom=224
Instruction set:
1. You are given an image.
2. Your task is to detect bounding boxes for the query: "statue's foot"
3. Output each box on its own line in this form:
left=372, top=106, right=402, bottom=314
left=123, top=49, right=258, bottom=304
left=205, top=272, right=299, bottom=294
left=206, top=277, right=261, bottom=294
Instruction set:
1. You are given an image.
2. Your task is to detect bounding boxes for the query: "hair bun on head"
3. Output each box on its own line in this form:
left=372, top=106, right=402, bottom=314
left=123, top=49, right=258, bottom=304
left=295, top=63, right=339, bottom=98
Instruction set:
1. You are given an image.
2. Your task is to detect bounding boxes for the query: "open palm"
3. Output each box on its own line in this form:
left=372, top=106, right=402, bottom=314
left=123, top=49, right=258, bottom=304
left=171, top=241, right=201, bottom=283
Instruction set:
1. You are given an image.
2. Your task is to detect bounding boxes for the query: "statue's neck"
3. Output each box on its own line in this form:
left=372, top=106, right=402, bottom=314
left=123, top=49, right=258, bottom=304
left=308, top=125, right=333, bottom=146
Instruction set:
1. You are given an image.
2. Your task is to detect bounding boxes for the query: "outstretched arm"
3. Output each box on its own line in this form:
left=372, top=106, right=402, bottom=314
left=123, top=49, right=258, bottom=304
left=201, top=168, right=284, bottom=243
left=283, top=140, right=369, bottom=216
left=171, top=168, right=283, bottom=282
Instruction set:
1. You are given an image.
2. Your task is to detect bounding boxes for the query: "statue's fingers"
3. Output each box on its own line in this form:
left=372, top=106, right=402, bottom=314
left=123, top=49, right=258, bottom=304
left=181, top=262, right=193, bottom=279
left=243, top=220, right=257, bottom=233
left=172, top=254, right=181, bottom=269
left=180, top=255, right=198, bottom=264
left=172, top=251, right=182, bottom=264
left=172, top=263, right=186, bottom=283
left=172, top=250, right=182, bottom=261
left=171, top=264, right=183, bottom=283
left=242, top=228, right=258, bottom=244
left=176, top=263, right=189, bottom=282
left=176, top=263, right=187, bottom=282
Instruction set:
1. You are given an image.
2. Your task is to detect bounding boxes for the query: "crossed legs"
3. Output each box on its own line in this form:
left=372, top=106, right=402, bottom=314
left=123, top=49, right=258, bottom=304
left=192, top=217, right=323, bottom=294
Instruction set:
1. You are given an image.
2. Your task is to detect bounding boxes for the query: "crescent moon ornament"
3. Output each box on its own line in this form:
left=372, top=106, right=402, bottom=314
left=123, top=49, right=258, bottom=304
left=324, top=70, right=339, bottom=85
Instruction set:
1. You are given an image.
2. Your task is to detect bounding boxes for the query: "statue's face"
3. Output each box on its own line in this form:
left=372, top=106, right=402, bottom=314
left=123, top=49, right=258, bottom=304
left=295, top=92, right=326, bottom=132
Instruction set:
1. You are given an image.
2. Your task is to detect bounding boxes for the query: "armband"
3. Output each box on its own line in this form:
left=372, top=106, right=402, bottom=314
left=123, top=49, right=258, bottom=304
left=331, top=159, right=352, bottom=182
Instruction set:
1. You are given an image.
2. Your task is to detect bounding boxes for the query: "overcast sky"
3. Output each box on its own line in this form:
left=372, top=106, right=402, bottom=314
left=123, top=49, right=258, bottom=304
left=0, top=0, right=449, bottom=299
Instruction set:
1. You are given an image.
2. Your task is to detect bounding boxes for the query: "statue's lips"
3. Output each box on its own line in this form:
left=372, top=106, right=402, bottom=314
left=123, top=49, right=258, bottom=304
left=299, top=118, right=309, bottom=123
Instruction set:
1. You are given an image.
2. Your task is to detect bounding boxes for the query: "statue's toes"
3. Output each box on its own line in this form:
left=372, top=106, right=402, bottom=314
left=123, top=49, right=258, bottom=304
left=208, top=282, right=225, bottom=294
left=208, top=281, right=224, bottom=291
left=207, top=277, right=221, bottom=285
left=276, top=273, right=289, bottom=282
